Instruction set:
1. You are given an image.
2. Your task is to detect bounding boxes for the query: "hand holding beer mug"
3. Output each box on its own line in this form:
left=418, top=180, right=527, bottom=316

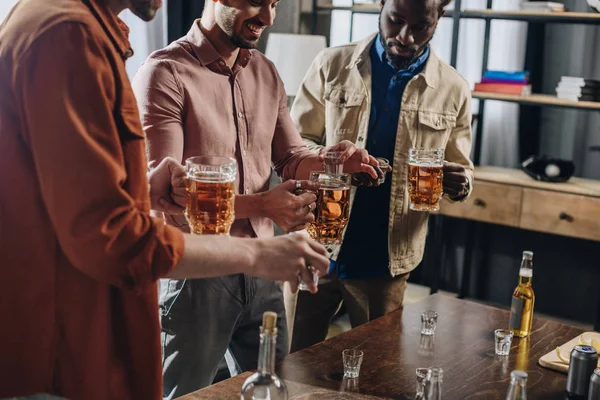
left=306, top=151, right=352, bottom=244
left=185, top=156, right=236, bottom=235
left=408, top=148, right=444, bottom=212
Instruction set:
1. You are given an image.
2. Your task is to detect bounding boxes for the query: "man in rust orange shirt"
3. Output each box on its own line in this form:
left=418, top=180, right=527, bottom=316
left=0, top=0, right=330, bottom=399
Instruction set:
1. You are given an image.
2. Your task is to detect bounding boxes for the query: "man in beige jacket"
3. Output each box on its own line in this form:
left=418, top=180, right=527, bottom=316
left=290, top=0, right=473, bottom=351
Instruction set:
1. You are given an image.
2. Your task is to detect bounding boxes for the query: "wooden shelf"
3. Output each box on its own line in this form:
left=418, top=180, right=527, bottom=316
left=315, top=6, right=600, bottom=25
left=461, top=9, right=600, bottom=25
left=474, top=166, right=600, bottom=198
left=315, top=4, right=380, bottom=13
left=471, top=92, right=600, bottom=111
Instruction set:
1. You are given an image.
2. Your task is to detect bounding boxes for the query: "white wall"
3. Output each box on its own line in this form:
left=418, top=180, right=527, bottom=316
left=119, top=4, right=169, bottom=79
left=0, top=0, right=19, bottom=24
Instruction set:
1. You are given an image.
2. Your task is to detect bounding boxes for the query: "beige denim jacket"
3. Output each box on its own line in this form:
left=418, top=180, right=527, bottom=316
left=290, top=33, right=474, bottom=276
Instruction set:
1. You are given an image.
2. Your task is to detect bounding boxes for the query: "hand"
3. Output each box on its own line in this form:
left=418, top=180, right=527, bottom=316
left=250, top=234, right=329, bottom=293
left=352, top=161, right=393, bottom=187
left=259, top=180, right=319, bottom=232
left=148, top=157, right=186, bottom=214
left=443, top=161, right=469, bottom=199
left=318, top=140, right=378, bottom=179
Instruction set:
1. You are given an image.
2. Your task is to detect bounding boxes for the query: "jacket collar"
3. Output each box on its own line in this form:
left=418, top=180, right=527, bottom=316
left=349, top=32, right=440, bottom=89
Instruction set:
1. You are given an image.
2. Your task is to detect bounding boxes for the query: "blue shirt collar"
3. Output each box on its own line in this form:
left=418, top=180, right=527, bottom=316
left=374, top=34, right=430, bottom=74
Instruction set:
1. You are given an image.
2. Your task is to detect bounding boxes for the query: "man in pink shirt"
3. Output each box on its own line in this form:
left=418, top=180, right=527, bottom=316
left=132, top=0, right=379, bottom=397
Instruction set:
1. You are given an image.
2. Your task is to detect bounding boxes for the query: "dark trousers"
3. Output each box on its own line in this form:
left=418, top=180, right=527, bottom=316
left=160, top=275, right=288, bottom=399
left=291, top=272, right=410, bottom=353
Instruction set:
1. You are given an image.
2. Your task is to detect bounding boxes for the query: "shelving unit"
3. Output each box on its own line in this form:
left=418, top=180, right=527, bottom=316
left=310, top=1, right=600, bottom=329
left=471, top=92, right=600, bottom=111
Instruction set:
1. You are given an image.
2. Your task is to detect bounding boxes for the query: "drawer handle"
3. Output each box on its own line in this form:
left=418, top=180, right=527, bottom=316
left=474, top=199, right=486, bottom=207
left=559, top=212, right=574, bottom=222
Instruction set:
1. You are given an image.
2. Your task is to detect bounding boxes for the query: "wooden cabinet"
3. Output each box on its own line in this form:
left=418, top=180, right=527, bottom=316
left=439, top=166, right=600, bottom=242
left=442, top=181, right=522, bottom=227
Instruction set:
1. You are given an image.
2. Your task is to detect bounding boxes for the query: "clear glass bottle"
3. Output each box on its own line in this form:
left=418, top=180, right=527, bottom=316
left=240, top=312, right=287, bottom=400
left=425, top=367, right=443, bottom=400
left=505, top=370, right=528, bottom=400
left=509, top=251, right=535, bottom=337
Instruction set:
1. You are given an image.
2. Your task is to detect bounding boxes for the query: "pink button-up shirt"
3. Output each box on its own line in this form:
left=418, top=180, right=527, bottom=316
left=133, top=21, right=312, bottom=238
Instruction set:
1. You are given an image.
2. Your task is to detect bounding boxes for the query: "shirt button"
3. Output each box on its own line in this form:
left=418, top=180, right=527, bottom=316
left=245, top=189, right=250, bottom=194
left=412, top=76, right=418, bottom=81
left=242, top=150, right=247, bottom=156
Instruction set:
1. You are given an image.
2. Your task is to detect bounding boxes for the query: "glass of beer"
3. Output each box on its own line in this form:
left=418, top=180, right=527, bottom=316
left=307, top=152, right=351, bottom=244
left=184, top=156, right=236, bottom=235
left=408, top=148, right=444, bottom=212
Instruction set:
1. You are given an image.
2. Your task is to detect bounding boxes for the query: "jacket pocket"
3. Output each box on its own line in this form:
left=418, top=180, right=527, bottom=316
left=323, top=87, right=365, bottom=143
left=417, top=111, right=456, bottom=149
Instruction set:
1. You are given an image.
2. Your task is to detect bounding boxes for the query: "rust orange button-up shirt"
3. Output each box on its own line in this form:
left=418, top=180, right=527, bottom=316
left=0, top=0, right=185, bottom=399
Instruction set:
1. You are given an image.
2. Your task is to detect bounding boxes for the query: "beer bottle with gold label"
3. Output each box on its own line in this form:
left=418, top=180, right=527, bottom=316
left=509, top=251, right=535, bottom=337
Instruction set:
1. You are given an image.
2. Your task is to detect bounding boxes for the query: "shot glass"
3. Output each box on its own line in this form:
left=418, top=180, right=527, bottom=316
left=297, top=266, right=319, bottom=291
left=494, top=329, right=514, bottom=356
left=290, top=232, right=320, bottom=291
left=375, top=157, right=391, bottom=184
left=342, top=349, right=364, bottom=379
left=421, top=310, right=439, bottom=336
left=415, top=367, right=430, bottom=399
left=323, top=151, right=344, bottom=175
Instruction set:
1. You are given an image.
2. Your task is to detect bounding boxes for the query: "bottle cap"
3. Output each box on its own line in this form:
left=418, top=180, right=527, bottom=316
left=510, top=370, right=528, bottom=381
left=262, top=311, right=278, bottom=335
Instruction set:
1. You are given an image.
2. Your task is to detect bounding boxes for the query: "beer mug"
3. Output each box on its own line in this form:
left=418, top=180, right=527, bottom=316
left=306, top=152, right=351, bottom=244
left=184, top=156, right=236, bottom=235
left=408, top=148, right=444, bottom=212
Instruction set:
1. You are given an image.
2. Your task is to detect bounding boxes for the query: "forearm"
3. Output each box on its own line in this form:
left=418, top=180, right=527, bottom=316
left=234, top=193, right=266, bottom=219
left=294, top=155, right=324, bottom=180
left=166, top=234, right=257, bottom=279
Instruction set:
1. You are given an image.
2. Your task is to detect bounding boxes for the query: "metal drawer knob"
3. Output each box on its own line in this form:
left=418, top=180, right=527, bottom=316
left=474, top=199, right=486, bottom=207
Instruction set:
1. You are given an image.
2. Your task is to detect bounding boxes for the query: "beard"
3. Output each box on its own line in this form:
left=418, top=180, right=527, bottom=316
left=378, top=24, right=431, bottom=70
left=217, top=8, right=262, bottom=50
left=129, top=0, right=161, bottom=22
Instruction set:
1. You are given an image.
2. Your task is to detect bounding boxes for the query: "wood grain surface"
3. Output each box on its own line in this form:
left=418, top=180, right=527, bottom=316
left=182, top=294, right=585, bottom=399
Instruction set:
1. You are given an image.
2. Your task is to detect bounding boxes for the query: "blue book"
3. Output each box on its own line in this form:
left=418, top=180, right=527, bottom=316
left=483, top=70, right=530, bottom=82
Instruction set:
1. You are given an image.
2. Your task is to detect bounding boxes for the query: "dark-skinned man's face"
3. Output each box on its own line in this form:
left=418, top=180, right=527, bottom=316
left=378, top=0, right=443, bottom=70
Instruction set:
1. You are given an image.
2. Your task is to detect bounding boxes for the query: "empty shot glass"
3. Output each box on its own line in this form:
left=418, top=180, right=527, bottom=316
left=297, top=266, right=319, bottom=291
left=342, top=349, right=364, bottom=379
left=495, top=329, right=514, bottom=356
left=375, top=157, right=391, bottom=185
left=421, top=310, right=439, bottom=336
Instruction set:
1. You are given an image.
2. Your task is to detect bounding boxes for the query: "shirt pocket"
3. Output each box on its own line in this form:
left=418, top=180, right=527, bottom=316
left=323, top=87, right=365, bottom=143
left=417, top=111, right=456, bottom=149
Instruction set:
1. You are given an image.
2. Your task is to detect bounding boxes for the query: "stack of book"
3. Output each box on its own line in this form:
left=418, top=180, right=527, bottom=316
left=474, top=71, right=532, bottom=96
left=520, top=1, right=566, bottom=12
left=555, top=76, right=600, bottom=102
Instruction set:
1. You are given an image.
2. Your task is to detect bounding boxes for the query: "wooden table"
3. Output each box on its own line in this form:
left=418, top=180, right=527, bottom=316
left=182, top=294, right=584, bottom=399
left=435, top=166, right=600, bottom=330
